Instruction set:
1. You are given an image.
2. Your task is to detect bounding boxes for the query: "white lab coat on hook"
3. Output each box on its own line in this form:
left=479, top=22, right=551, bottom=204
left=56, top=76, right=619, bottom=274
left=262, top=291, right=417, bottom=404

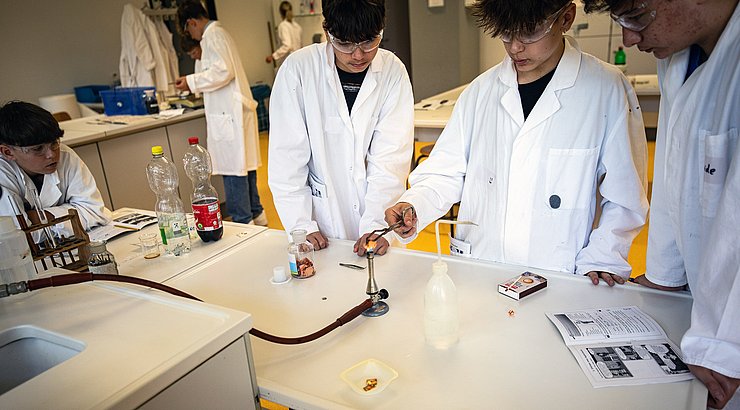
left=401, top=37, right=648, bottom=278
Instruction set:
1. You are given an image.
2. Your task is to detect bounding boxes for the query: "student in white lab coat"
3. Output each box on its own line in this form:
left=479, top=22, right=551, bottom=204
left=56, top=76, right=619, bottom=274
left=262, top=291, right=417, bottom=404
left=386, top=0, right=648, bottom=285
left=268, top=0, right=413, bottom=256
left=175, top=1, right=266, bottom=226
left=582, top=0, right=740, bottom=407
left=0, top=102, right=111, bottom=239
left=265, top=1, right=303, bottom=65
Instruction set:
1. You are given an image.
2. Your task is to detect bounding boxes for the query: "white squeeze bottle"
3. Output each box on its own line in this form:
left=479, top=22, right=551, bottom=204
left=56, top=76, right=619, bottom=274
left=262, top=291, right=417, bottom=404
left=424, top=219, right=476, bottom=349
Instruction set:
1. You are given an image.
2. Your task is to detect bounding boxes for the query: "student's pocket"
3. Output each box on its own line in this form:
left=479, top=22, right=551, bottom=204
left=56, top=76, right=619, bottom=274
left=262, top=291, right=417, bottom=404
left=206, top=113, right=236, bottom=142
left=699, top=128, right=737, bottom=218
left=545, top=147, right=599, bottom=211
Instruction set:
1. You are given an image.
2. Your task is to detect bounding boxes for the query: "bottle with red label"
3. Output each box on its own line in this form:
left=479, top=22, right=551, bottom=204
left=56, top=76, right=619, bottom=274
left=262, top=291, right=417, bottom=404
left=183, top=137, right=223, bottom=242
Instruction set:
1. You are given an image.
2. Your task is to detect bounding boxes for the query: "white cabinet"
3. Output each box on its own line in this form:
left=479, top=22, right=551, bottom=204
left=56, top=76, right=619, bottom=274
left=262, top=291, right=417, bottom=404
left=72, top=143, right=112, bottom=209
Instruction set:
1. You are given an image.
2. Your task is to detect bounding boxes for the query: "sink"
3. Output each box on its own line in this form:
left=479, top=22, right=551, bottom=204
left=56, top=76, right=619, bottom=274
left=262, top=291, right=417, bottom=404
left=0, top=326, right=85, bottom=395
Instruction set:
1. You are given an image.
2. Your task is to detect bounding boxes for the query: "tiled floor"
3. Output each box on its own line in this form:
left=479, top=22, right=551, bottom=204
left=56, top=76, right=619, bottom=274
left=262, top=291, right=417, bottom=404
left=256, top=133, right=655, bottom=277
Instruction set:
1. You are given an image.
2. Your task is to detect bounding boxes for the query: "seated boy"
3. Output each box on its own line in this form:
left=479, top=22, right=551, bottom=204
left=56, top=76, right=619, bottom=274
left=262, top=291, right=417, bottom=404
left=386, top=0, right=648, bottom=285
left=0, top=101, right=111, bottom=239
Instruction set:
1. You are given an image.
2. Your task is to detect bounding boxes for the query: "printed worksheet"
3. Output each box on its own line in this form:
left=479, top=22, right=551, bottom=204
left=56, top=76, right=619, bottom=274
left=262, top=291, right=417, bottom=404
left=546, top=306, right=694, bottom=388
left=88, top=209, right=157, bottom=242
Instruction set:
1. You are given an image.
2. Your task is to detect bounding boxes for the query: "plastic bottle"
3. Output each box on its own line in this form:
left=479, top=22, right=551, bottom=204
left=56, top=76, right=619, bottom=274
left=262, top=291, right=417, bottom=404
left=424, top=260, right=459, bottom=349
left=287, top=229, right=315, bottom=278
left=0, top=216, right=36, bottom=285
left=87, top=240, right=119, bottom=275
left=144, top=89, right=159, bottom=114
left=146, top=146, right=191, bottom=256
left=183, top=137, right=223, bottom=242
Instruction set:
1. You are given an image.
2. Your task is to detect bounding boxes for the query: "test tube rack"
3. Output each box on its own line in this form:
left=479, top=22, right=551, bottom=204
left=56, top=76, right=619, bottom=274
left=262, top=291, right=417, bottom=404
left=16, top=209, right=91, bottom=272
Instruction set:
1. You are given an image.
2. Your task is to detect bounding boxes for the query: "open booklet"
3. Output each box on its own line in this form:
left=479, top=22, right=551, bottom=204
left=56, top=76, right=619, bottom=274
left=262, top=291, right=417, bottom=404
left=546, top=306, right=694, bottom=388
left=88, top=209, right=158, bottom=243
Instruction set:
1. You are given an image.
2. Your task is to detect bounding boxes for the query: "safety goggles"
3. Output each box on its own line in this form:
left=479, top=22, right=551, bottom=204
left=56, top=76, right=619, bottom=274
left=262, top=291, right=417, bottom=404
left=501, top=2, right=570, bottom=44
left=12, top=139, right=61, bottom=157
left=610, top=1, right=656, bottom=32
left=328, top=30, right=383, bottom=54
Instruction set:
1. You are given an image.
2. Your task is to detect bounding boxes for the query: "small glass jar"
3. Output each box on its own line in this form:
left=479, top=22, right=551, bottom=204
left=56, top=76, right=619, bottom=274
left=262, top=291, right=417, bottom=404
left=87, top=240, right=119, bottom=275
left=287, top=229, right=315, bottom=279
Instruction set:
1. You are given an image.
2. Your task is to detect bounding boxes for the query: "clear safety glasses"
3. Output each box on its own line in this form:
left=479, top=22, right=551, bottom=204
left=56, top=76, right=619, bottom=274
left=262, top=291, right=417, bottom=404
left=328, top=30, right=383, bottom=54
left=610, top=1, right=657, bottom=32
left=12, top=139, right=61, bottom=157
left=500, top=2, right=571, bottom=44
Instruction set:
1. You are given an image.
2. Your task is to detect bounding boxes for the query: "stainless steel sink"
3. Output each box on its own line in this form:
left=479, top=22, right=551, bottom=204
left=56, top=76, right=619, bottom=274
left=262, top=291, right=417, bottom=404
left=0, top=326, right=84, bottom=395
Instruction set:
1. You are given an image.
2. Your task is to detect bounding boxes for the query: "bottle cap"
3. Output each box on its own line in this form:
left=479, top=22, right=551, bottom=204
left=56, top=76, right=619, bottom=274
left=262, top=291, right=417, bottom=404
left=151, top=145, right=164, bottom=155
left=188, top=136, right=199, bottom=145
left=290, top=229, right=307, bottom=243
left=432, top=260, right=448, bottom=275
left=0, top=216, right=18, bottom=234
left=88, top=240, right=108, bottom=254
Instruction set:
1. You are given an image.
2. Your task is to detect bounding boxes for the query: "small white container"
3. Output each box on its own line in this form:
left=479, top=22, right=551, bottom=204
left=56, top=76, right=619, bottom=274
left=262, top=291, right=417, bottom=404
left=340, top=358, right=398, bottom=395
left=0, top=216, right=36, bottom=284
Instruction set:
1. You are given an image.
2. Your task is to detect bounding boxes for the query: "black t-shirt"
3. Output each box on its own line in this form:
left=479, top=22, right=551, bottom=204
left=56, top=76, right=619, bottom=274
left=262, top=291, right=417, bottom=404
left=337, top=66, right=368, bottom=114
left=518, top=67, right=557, bottom=119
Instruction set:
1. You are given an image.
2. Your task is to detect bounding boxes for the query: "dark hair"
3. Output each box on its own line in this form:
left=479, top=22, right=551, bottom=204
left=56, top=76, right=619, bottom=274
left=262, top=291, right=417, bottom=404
left=0, top=101, right=64, bottom=147
left=322, top=0, right=385, bottom=43
left=473, top=0, right=570, bottom=37
left=181, top=35, right=200, bottom=52
left=581, top=0, right=627, bottom=14
left=279, top=1, right=292, bottom=19
left=178, top=0, right=209, bottom=31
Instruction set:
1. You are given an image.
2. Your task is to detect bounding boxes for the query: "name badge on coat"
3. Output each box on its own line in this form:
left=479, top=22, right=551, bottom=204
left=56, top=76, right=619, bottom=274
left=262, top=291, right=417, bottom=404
left=308, top=173, right=327, bottom=199
left=449, top=236, right=472, bottom=257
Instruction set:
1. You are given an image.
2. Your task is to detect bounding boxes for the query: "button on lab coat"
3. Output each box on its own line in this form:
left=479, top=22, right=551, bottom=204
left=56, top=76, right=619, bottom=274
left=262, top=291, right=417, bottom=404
left=646, top=4, right=740, bottom=381
left=401, top=37, right=648, bottom=277
left=268, top=43, right=414, bottom=240
left=186, top=22, right=260, bottom=176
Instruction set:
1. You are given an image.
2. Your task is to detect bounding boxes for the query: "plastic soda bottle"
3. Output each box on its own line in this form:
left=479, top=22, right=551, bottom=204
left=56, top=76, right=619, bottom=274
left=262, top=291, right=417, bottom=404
left=182, top=137, right=223, bottom=242
left=0, top=216, right=36, bottom=285
left=146, top=146, right=191, bottom=256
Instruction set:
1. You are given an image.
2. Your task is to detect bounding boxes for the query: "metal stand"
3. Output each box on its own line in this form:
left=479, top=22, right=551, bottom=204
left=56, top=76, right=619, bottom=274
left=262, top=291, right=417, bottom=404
left=362, top=249, right=389, bottom=317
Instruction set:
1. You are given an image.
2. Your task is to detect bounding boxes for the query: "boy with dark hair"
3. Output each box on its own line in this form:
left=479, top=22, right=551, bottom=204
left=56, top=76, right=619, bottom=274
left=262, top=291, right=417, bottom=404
left=175, top=0, right=267, bottom=226
left=580, top=0, right=740, bottom=407
left=386, top=0, right=648, bottom=285
left=265, top=1, right=303, bottom=65
left=0, top=101, right=110, bottom=237
left=268, top=0, right=413, bottom=256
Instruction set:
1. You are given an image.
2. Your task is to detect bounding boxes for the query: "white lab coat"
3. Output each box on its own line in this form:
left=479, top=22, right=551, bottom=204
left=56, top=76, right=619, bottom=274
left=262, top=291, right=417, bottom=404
left=186, top=22, right=260, bottom=176
left=401, top=37, right=648, bottom=277
left=0, top=144, right=111, bottom=238
left=272, top=20, right=303, bottom=62
left=268, top=43, right=414, bottom=240
left=646, top=4, right=740, bottom=381
left=119, top=4, right=155, bottom=88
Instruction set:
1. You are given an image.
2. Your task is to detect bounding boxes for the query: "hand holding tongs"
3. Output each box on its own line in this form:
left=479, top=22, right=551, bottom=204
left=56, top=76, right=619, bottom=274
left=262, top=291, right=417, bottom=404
left=365, top=206, right=416, bottom=244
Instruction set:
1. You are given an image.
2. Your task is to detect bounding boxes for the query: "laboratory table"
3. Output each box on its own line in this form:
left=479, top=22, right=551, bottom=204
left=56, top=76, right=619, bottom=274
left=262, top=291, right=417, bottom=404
left=160, top=229, right=704, bottom=409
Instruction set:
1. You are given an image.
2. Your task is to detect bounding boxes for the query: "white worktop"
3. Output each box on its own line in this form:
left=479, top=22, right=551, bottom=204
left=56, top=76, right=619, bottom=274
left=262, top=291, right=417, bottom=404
left=0, top=275, right=252, bottom=409
left=166, top=229, right=705, bottom=409
left=59, top=109, right=205, bottom=147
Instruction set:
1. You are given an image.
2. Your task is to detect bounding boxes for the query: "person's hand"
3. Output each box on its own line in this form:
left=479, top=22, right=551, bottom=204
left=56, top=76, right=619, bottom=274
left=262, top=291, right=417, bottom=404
left=585, top=271, right=625, bottom=286
left=633, top=274, right=685, bottom=291
left=265, top=55, right=274, bottom=63
left=353, top=234, right=390, bottom=256
left=384, top=202, right=417, bottom=238
left=307, top=231, right=328, bottom=250
left=174, top=76, right=190, bottom=92
left=27, top=209, right=55, bottom=226
left=688, top=364, right=740, bottom=409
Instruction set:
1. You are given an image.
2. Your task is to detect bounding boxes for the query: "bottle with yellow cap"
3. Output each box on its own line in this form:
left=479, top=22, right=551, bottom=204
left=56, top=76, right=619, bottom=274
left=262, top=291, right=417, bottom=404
left=145, top=146, right=191, bottom=256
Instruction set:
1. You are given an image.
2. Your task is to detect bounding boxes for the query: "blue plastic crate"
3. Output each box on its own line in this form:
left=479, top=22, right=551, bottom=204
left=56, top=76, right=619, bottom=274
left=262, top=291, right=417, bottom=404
left=74, top=85, right=111, bottom=103
left=100, top=87, right=154, bottom=116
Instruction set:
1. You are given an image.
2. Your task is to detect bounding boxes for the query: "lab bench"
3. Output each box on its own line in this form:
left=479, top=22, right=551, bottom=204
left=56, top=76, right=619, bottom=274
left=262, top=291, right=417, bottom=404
left=59, top=110, right=226, bottom=211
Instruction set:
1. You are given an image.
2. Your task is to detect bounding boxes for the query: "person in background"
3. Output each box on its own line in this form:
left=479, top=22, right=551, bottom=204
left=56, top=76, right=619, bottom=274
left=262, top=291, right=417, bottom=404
left=0, top=101, right=111, bottom=239
left=175, top=0, right=267, bottom=226
left=580, top=0, right=739, bottom=407
left=265, top=1, right=303, bottom=65
left=180, top=35, right=202, bottom=73
left=268, top=0, right=413, bottom=256
left=386, top=0, right=648, bottom=285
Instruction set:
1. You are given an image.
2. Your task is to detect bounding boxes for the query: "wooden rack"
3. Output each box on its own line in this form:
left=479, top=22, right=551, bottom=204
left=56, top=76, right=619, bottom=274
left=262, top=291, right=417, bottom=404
left=17, top=209, right=91, bottom=272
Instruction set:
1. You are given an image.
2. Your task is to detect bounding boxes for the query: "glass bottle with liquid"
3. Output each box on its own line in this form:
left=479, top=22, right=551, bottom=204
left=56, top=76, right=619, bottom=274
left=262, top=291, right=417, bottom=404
left=87, top=240, right=119, bottom=275
left=287, top=229, right=315, bottom=278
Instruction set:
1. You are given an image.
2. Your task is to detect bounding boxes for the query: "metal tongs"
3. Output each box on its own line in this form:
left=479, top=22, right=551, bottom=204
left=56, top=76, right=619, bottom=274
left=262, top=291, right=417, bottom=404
left=365, top=206, right=416, bottom=244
